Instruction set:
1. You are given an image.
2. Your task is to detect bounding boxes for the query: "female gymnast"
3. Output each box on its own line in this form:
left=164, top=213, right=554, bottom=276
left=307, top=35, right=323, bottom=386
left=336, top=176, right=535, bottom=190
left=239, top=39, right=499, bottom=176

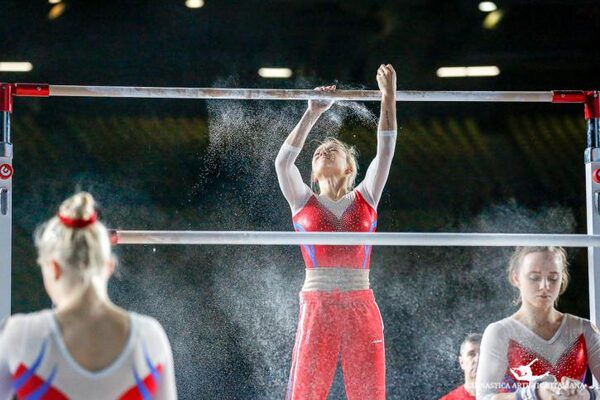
left=0, top=192, right=176, bottom=399
left=477, top=246, right=600, bottom=400
left=275, top=64, right=397, bottom=400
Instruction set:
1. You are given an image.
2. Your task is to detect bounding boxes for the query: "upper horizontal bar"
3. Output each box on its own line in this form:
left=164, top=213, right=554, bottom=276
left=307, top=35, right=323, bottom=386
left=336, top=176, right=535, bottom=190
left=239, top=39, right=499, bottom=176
left=7, top=84, right=559, bottom=102
left=49, top=86, right=553, bottom=102
left=112, top=231, right=600, bottom=247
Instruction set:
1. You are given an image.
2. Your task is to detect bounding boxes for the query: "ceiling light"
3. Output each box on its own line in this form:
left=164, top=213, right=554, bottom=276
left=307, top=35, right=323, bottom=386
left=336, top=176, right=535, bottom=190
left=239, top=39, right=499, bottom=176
left=483, top=10, right=504, bottom=29
left=465, top=66, right=500, bottom=76
left=478, top=1, right=497, bottom=12
left=48, top=3, right=66, bottom=20
left=0, top=62, right=33, bottom=72
left=258, top=68, right=293, bottom=79
left=185, top=0, right=204, bottom=9
left=48, top=0, right=62, bottom=4
left=436, top=66, right=500, bottom=78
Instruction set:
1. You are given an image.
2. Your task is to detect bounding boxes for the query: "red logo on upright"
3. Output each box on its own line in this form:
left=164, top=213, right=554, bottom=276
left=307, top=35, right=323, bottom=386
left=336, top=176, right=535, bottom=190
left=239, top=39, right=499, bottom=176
left=0, top=164, right=13, bottom=180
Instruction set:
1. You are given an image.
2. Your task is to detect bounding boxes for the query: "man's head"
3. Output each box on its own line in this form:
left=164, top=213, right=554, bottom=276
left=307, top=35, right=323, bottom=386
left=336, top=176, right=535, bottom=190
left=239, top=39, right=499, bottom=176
left=459, top=333, right=481, bottom=384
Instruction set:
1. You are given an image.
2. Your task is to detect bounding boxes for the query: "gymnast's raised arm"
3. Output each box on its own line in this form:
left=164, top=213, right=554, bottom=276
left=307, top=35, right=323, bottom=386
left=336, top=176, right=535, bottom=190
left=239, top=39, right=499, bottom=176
left=358, top=64, right=398, bottom=209
left=274, top=85, right=335, bottom=211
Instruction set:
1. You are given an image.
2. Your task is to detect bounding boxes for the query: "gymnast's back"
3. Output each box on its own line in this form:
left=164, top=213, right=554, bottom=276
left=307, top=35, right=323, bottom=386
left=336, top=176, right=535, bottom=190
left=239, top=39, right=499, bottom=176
left=0, top=310, right=175, bottom=399
left=0, top=192, right=176, bottom=399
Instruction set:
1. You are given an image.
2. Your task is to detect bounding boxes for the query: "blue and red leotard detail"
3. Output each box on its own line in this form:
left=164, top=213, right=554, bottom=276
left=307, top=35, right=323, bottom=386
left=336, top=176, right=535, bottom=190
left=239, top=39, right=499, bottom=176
left=11, top=340, right=164, bottom=400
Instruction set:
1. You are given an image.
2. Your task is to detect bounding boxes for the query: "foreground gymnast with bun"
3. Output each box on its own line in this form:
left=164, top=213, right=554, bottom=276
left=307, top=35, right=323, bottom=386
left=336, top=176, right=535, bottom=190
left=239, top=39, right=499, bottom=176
left=275, top=64, right=397, bottom=400
left=477, top=247, right=600, bottom=400
left=0, top=192, right=176, bottom=399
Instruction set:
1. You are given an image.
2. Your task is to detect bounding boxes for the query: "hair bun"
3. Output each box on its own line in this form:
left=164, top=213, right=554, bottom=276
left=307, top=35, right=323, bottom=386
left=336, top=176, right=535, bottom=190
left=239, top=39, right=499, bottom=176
left=58, top=192, right=97, bottom=221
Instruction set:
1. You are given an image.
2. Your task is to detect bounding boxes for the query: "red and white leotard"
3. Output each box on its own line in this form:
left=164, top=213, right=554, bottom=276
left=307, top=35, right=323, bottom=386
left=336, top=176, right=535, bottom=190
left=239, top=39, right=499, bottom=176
left=275, top=130, right=397, bottom=271
left=0, top=310, right=177, bottom=400
left=292, top=190, right=377, bottom=268
left=476, top=314, right=600, bottom=400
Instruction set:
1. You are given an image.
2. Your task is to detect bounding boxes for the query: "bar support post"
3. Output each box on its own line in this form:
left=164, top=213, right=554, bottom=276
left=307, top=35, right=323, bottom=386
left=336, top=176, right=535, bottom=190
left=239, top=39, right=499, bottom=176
left=0, top=83, right=14, bottom=322
left=585, top=91, right=600, bottom=329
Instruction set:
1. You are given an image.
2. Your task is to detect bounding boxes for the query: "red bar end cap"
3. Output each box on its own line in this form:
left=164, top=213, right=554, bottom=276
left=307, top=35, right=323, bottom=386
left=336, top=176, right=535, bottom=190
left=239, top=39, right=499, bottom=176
left=585, top=91, right=600, bottom=120
left=0, top=83, right=13, bottom=113
left=14, top=83, right=49, bottom=97
left=552, top=90, right=587, bottom=103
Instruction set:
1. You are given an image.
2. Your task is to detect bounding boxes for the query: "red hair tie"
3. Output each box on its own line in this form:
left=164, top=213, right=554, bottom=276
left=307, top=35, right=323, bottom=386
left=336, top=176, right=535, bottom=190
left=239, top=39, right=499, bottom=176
left=58, top=212, right=98, bottom=229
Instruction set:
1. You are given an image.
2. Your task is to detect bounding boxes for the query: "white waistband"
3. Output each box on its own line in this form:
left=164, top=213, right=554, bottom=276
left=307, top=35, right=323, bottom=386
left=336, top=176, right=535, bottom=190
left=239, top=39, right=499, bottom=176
left=302, top=268, right=370, bottom=292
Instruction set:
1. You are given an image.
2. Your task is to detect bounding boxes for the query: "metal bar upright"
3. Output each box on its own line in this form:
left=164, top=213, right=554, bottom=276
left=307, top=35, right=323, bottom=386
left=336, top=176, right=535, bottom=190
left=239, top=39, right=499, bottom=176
left=0, top=83, right=13, bottom=322
left=585, top=91, right=600, bottom=327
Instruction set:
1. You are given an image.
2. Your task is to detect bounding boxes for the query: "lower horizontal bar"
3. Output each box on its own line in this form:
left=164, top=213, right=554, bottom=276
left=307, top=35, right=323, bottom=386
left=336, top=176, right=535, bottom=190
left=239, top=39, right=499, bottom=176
left=45, top=86, right=554, bottom=102
left=112, top=231, right=600, bottom=247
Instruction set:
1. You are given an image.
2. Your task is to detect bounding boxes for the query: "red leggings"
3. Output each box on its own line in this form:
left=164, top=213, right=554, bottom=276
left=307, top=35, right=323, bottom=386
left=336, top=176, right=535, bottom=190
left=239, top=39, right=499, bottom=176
left=285, top=289, right=385, bottom=400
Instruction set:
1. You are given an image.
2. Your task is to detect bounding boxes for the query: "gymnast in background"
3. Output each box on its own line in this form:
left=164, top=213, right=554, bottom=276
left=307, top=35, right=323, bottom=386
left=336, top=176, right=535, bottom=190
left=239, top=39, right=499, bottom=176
left=0, top=192, right=176, bottom=399
left=477, top=246, right=600, bottom=400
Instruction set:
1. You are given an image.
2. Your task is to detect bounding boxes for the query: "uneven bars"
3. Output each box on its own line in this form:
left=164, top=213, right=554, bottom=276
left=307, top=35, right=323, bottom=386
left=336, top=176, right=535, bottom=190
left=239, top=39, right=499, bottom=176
left=112, top=231, right=600, bottom=247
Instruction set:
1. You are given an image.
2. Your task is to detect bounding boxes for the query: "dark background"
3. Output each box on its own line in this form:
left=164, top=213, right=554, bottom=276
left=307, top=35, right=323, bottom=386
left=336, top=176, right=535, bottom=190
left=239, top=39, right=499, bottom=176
left=2, top=0, right=600, bottom=398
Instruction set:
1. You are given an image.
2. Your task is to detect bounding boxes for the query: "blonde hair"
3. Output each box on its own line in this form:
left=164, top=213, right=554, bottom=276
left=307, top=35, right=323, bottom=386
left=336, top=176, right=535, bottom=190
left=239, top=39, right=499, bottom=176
left=310, top=137, right=359, bottom=193
left=507, top=246, right=569, bottom=305
left=35, top=192, right=113, bottom=277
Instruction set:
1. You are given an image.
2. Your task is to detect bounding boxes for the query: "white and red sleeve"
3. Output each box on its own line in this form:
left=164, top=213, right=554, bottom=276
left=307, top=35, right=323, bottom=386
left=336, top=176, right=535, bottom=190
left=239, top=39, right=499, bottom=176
left=150, top=319, right=177, bottom=400
left=275, top=143, right=312, bottom=215
left=357, top=130, right=397, bottom=209
left=0, top=315, right=27, bottom=400
left=476, top=320, right=511, bottom=400
left=0, top=317, right=13, bottom=400
left=583, top=320, right=600, bottom=395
